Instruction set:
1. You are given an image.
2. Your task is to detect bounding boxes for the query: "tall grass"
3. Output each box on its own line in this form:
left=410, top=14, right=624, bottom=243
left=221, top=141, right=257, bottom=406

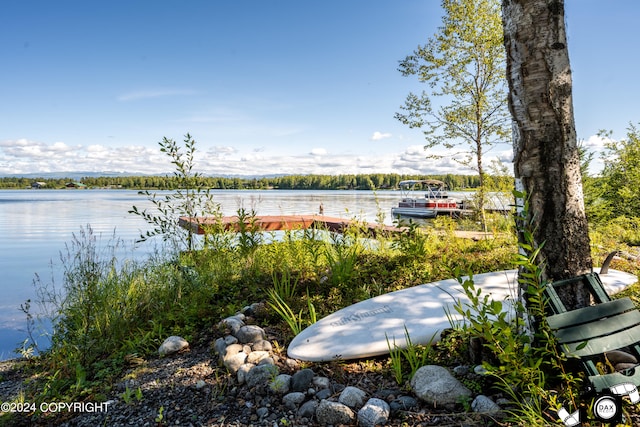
left=26, top=227, right=220, bottom=401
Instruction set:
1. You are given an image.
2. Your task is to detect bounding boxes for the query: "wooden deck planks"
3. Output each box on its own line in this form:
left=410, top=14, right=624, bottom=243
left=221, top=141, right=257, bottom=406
left=178, top=215, right=395, bottom=235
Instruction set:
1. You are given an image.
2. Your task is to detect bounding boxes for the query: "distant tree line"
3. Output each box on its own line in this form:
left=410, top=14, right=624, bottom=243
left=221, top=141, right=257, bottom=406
left=0, top=177, right=74, bottom=189
left=0, top=173, right=488, bottom=191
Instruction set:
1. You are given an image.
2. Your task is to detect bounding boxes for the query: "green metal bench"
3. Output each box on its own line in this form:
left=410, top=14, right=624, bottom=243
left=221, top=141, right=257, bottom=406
left=545, top=273, right=640, bottom=392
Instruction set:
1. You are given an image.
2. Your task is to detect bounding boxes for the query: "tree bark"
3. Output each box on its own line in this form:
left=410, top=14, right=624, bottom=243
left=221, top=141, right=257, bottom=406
left=502, top=0, right=592, bottom=309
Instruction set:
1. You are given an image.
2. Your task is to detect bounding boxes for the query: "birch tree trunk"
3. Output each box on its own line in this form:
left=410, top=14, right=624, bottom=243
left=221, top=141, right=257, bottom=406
left=502, top=0, right=592, bottom=309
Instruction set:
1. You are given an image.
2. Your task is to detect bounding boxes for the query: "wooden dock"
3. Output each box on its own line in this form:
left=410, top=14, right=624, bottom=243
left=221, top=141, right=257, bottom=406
left=179, top=215, right=497, bottom=240
left=179, top=215, right=400, bottom=237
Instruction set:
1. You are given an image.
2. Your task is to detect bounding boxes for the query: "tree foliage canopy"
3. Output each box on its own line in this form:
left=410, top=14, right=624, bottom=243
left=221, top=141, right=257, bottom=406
left=599, top=124, right=640, bottom=219
left=396, top=0, right=509, bottom=174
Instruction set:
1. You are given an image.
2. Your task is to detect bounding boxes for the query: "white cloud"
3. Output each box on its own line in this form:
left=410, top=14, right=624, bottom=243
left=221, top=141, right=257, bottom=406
left=579, top=134, right=614, bottom=176
left=495, top=148, right=514, bottom=164
left=86, top=144, right=108, bottom=153
left=371, top=131, right=392, bottom=141
left=0, top=138, right=29, bottom=147
left=0, top=138, right=516, bottom=177
left=205, top=146, right=237, bottom=159
left=0, top=139, right=172, bottom=175
left=404, top=145, right=425, bottom=156
left=50, top=142, right=72, bottom=152
left=583, top=134, right=613, bottom=149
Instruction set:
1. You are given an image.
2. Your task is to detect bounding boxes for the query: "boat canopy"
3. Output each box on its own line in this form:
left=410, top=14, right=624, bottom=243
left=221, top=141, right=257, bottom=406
left=397, top=179, right=447, bottom=188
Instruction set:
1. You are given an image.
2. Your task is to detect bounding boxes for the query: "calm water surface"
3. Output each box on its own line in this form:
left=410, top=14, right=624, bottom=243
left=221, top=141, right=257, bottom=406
left=0, top=188, right=402, bottom=359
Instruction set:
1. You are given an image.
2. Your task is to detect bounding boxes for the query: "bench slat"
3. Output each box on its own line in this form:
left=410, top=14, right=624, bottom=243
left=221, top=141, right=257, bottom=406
left=562, top=325, right=640, bottom=357
left=546, top=298, right=636, bottom=330
left=553, top=310, right=640, bottom=344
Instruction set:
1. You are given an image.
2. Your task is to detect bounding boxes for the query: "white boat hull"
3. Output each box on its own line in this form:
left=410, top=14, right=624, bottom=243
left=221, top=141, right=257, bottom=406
left=391, top=207, right=437, bottom=218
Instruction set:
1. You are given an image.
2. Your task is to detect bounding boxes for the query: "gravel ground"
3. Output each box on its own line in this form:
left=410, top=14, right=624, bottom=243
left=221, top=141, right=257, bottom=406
left=3, top=323, right=639, bottom=426
left=1, top=341, right=489, bottom=427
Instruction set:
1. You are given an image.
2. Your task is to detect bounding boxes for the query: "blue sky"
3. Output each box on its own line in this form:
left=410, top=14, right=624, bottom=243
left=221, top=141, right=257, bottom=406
left=1, top=1, right=638, bottom=177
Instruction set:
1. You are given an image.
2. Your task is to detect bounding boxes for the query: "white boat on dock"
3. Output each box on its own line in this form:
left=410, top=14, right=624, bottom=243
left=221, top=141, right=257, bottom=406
left=391, top=179, right=470, bottom=219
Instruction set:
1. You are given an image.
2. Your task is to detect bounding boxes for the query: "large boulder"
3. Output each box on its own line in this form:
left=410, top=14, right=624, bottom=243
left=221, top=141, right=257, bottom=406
left=410, top=365, right=472, bottom=407
left=358, top=398, right=391, bottom=427
left=245, top=364, right=279, bottom=388
left=158, top=336, right=188, bottom=357
left=472, top=394, right=501, bottom=415
left=236, top=325, right=265, bottom=343
left=315, top=400, right=355, bottom=425
left=338, top=386, right=367, bottom=409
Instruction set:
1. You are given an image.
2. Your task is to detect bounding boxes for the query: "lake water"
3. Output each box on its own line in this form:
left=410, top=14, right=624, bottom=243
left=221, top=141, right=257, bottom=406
left=0, top=188, right=403, bottom=360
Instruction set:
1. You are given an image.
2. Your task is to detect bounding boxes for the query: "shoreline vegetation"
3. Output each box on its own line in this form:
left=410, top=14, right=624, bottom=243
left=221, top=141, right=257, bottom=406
left=3, top=137, right=640, bottom=425
left=0, top=173, right=498, bottom=191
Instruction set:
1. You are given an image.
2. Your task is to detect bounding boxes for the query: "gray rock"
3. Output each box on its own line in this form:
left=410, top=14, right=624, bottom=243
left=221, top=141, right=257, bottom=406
left=223, top=352, right=248, bottom=373
left=358, top=398, right=390, bottom=427
left=339, top=386, right=367, bottom=409
left=236, top=325, right=265, bottom=343
left=247, top=350, right=271, bottom=364
left=315, top=388, right=332, bottom=400
left=245, top=364, right=278, bottom=388
left=223, top=343, right=244, bottom=358
left=257, top=357, right=275, bottom=366
left=312, top=376, right=331, bottom=389
left=256, top=407, right=269, bottom=419
left=270, top=374, right=292, bottom=394
left=252, top=339, right=273, bottom=351
left=236, top=363, right=254, bottom=385
left=284, top=358, right=300, bottom=370
left=297, top=400, right=319, bottom=419
left=390, top=395, right=418, bottom=413
left=224, top=335, right=238, bottom=345
left=472, top=395, right=501, bottom=415
left=453, top=365, right=470, bottom=376
left=213, top=337, right=227, bottom=356
left=410, top=365, right=472, bottom=406
left=291, top=368, right=315, bottom=392
left=315, top=400, right=355, bottom=425
left=474, top=365, right=488, bottom=375
left=219, top=316, right=244, bottom=335
left=282, top=391, right=306, bottom=409
left=243, top=302, right=266, bottom=316
left=158, top=336, right=188, bottom=356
